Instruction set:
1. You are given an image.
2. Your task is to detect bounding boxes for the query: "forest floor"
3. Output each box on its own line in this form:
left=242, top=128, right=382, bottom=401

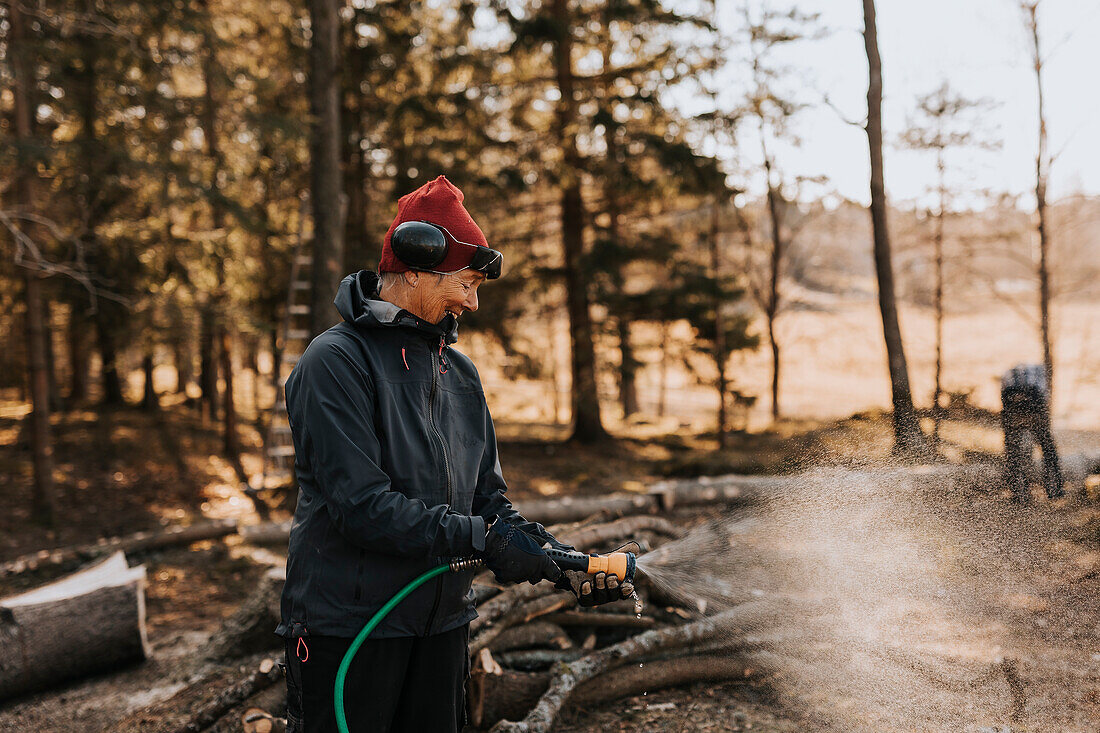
left=1, top=398, right=1098, bottom=731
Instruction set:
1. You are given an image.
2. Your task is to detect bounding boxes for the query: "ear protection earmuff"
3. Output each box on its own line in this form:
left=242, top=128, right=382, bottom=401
left=390, top=221, right=449, bottom=270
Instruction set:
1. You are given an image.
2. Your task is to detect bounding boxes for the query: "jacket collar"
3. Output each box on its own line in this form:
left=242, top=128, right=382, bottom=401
left=334, top=270, right=459, bottom=344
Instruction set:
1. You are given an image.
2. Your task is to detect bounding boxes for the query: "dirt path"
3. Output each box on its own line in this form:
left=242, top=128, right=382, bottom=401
left=561, top=469, right=1100, bottom=732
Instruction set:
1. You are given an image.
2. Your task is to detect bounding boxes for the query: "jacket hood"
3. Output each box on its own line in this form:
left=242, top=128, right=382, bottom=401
left=334, top=270, right=459, bottom=344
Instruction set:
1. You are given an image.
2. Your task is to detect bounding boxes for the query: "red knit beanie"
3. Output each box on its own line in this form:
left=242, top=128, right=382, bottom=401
left=378, top=175, right=488, bottom=274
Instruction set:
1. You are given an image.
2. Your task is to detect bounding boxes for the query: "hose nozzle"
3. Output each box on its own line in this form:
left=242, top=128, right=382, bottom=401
left=545, top=548, right=637, bottom=584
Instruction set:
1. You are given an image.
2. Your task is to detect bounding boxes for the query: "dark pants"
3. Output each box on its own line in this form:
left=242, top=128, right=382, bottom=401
left=284, top=624, right=469, bottom=733
left=1002, top=390, right=1063, bottom=501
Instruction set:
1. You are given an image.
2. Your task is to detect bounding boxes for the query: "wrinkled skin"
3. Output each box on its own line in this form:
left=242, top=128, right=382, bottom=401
left=379, top=269, right=485, bottom=324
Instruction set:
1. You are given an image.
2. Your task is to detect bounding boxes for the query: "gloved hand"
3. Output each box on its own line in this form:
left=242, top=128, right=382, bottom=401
left=556, top=569, right=635, bottom=607
left=481, top=521, right=562, bottom=585
left=511, top=520, right=574, bottom=552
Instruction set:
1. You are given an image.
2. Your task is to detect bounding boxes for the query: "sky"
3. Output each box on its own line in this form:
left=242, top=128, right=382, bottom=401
left=704, top=0, right=1100, bottom=207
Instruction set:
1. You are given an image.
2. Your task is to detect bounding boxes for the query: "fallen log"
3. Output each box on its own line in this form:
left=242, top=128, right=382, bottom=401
left=575, top=652, right=752, bottom=703
left=472, top=594, right=575, bottom=655
left=0, top=551, right=149, bottom=701
left=471, top=583, right=556, bottom=636
left=470, top=665, right=547, bottom=728
left=494, top=648, right=588, bottom=672
left=487, top=621, right=573, bottom=653
left=170, top=658, right=282, bottom=733
left=514, top=475, right=786, bottom=524
left=470, top=652, right=754, bottom=728
left=0, top=518, right=239, bottom=579
left=110, top=653, right=277, bottom=733
left=472, top=578, right=503, bottom=605
left=539, top=611, right=656, bottom=629
left=238, top=520, right=293, bottom=546
left=557, top=515, right=681, bottom=550
left=512, top=495, right=657, bottom=526
left=206, top=680, right=288, bottom=733
left=204, top=567, right=286, bottom=663
left=511, top=451, right=1100, bottom=526
left=489, top=599, right=792, bottom=733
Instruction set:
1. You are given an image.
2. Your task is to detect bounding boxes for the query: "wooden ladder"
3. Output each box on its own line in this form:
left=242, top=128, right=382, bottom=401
left=260, top=208, right=313, bottom=488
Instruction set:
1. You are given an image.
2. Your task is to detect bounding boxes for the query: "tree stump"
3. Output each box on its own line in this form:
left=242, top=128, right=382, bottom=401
left=0, top=551, right=149, bottom=701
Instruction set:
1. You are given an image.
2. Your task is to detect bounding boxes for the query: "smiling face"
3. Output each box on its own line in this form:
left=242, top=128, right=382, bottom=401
left=423, top=270, right=485, bottom=323
left=380, top=269, right=486, bottom=325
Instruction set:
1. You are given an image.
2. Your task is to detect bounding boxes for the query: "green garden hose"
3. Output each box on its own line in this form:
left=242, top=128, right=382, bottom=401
left=334, top=559, right=481, bottom=733
left=331, top=548, right=636, bottom=731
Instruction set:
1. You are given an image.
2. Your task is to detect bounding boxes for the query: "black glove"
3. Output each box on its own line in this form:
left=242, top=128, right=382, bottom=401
left=481, top=521, right=562, bottom=585
left=556, top=569, right=634, bottom=607
left=511, top=520, right=574, bottom=552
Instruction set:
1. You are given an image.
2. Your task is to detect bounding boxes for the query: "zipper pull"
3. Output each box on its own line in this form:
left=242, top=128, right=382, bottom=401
left=438, top=337, right=449, bottom=375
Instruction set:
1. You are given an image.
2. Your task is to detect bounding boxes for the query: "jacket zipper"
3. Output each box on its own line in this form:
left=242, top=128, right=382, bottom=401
left=424, top=337, right=452, bottom=636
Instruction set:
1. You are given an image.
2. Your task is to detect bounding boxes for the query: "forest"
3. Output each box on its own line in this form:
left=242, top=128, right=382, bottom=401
left=2, top=0, right=1099, bottom=731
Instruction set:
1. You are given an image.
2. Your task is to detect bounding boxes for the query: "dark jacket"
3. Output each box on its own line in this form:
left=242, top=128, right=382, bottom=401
left=275, top=271, right=521, bottom=639
left=1001, top=363, right=1050, bottom=425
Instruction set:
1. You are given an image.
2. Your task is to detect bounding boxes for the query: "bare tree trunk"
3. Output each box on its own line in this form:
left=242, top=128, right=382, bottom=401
left=72, top=6, right=123, bottom=407
left=658, top=321, right=669, bottom=418
left=862, top=0, right=928, bottom=457
left=607, top=206, right=638, bottom=421
left=553, top=0, right=607, bottom=443
left=768, top=317, right=780, bottom=420
left=763, top=149, right=783, bottom=422
left=172, top=330, right=191, bottom=395
left=9, top=0, right=55, bottom=526
left=220, top=328, right=239, bottom=457
left=247, top=336, right=260, bottom=416
left=1023, top=2, right=1055, bottom=397
left=549, top=313, right=562, bottom=424
left=23, top=274, right=58, bottom=525
left=307, top=0, right=346, bottom=338
left=68, top=308, right=89, bottom=403
left=162, top=174, right=190, bottom=398
left=343, top=24, right=369, bottom=273
left=199, top=0, right=239, bottom=459
left=141, top=352, right=158, bottom=411
left=601, top=27, right=637, bottom=422
left=932, top=153, right=946, bottom=444
left=200, top=305, right=218, bottom=420
left=43, top=302, right=61, bottom=412
left=95, top=313, right=125, bottom=405
left=709, top=197, right=728, bottom=446
left=617, top=317, right=638, bottom=419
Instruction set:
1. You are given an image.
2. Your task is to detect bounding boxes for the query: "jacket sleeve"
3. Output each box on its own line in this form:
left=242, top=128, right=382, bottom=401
left=286, top=338, right=486, bottom=558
